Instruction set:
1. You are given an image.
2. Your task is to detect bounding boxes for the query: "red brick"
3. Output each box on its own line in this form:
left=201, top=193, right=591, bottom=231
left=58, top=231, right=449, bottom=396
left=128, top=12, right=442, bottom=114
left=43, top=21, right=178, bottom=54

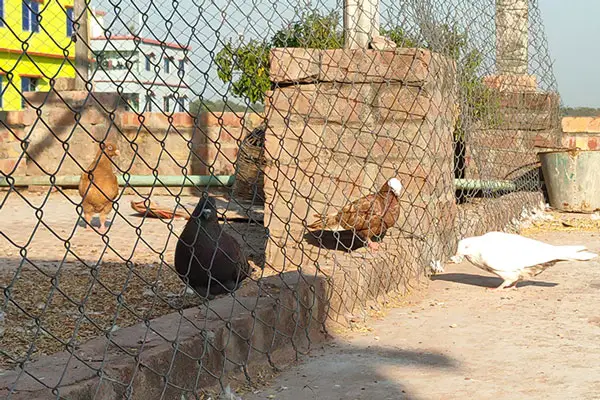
left=533, top=134, right=555, bottom=148
left=0, top=159, right=17, bottom=174
left=0, top=158, right=26, bottom=175
left=5, top=111, right=24, bottom=126
left=22, top=110, right=37, bottom=126
left=46, top=107, right=76, bottom=127
left=0, top=129, right=10, bottom=142
left=200, top=112, right=243, bottom=128
left=172, top=113, right=194, bottom=127
left=79, top=107, right=107, bottom=125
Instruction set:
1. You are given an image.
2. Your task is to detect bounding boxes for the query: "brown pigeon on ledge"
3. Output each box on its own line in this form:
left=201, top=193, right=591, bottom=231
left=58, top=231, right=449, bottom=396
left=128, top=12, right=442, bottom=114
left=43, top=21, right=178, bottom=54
left=307, top=177, right=404, bottom=251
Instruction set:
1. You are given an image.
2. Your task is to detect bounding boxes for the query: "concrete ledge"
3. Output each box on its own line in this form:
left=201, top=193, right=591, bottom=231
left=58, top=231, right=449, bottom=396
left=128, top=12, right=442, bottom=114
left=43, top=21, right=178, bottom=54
left=0, top=273, right=329, bottom=399
left=562, top=117, right=600, bottom=134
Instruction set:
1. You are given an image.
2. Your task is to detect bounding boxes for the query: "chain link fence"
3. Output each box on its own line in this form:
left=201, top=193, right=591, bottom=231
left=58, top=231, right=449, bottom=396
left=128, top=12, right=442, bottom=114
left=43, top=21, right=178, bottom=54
left=0, top=0, right=559, bottom=398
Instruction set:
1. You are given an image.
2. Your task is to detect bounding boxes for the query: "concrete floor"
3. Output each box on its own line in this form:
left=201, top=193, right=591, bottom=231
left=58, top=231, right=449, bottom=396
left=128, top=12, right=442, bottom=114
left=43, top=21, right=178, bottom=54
left=244, top=230, right=600, bottom=400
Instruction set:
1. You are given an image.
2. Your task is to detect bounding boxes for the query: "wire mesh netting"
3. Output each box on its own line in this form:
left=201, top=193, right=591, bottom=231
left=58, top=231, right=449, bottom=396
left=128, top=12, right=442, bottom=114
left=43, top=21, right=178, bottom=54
left=0, top=0, right=559, bottom=398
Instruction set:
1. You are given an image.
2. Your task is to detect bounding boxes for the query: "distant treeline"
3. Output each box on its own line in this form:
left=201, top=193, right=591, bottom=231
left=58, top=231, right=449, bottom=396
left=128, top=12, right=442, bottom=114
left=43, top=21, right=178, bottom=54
left=189, top=99, right=264, bottom=115
left=561, top=107, right=600, bottom=117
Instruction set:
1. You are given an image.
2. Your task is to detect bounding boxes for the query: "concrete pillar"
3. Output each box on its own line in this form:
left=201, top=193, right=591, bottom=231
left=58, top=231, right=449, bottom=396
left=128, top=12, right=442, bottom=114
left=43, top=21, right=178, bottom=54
left=495, top=0, right=529, bottom=75
left=74, top=0, right=90, bottom=90
left=344, top=0, right=379, bottom=49
left=484, top=0, right=536, bottom=92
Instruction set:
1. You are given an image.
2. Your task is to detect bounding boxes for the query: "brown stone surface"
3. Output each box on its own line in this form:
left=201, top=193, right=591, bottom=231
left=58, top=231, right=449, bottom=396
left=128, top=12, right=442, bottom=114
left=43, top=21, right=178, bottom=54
left=483, top=74, right=537, bottom=93
left=0, top=273, right=329, bottom=400
left=464, top=126, right=560, bottom=181
left=270, top=48, right=433, bottom=85
left=263, top=48, right=458, bottom=324
left=319, top=48, right=432, bottom=84
left=497, top=91, right=559, bottom=111
left=463, top=84, right=561, bottom=181
left=270, top=48, right=320, bottom=82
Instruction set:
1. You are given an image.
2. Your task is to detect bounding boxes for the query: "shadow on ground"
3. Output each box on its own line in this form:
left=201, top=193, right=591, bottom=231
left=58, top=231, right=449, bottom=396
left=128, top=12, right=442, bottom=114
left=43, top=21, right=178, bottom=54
left=431, top=272, right=558, bottom=288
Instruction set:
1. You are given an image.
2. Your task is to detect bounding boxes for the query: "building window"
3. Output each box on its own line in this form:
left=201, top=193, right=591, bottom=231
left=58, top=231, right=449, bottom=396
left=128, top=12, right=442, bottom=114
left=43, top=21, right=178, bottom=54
left=177, top=97, right=185, bottom=112
left=22, top=0, right=40, bottom=33
left=144, top=95, right=153, bottom=112
left=21, top=77, right=38, bottom=108
left=178, top=60, right=184, bottom=73
left=163, top=57, right=170, bottom=73
left=163, top=96, right=170, bottom=112
left=66, top=7, right=73, bottom=37
left=145, top=55, right=151, bottom=71
left=123, top=93, right=139, bottom=112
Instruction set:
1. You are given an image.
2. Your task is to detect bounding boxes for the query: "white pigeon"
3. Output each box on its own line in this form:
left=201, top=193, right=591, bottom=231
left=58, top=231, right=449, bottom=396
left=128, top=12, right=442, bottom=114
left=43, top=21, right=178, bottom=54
left=455, top=231, right=598, bottom=290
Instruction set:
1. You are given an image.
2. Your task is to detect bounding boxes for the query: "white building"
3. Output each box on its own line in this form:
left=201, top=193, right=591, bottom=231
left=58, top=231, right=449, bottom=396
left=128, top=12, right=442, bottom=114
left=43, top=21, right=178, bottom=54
left=89, top=10, right=192, bottom=113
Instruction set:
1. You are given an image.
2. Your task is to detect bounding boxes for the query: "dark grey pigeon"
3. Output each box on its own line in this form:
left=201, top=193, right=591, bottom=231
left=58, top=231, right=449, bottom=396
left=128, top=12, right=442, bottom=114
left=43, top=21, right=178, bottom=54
left=175, top=195, right=252, bottom=299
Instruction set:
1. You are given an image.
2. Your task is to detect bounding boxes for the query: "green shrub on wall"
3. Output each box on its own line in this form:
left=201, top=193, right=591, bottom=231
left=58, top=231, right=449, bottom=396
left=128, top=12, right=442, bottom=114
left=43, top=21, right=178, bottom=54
left=214, top=10, right=497, bottom=139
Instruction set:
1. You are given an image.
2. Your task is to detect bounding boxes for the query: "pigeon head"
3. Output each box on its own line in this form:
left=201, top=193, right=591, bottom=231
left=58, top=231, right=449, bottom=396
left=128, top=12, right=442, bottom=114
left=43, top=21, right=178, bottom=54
left=387, top=178, right=403, bottom=196
left=455, top=237, right=479, bottom=258
left=192, top=196, right=218, bottom=222
left=380, top=178, right=403, bottom=197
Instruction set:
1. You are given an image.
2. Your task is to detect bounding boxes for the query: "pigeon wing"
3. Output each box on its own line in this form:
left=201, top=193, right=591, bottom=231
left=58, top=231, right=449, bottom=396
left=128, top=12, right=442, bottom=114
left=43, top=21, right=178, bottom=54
left=477, top=232, right=572, bottom=272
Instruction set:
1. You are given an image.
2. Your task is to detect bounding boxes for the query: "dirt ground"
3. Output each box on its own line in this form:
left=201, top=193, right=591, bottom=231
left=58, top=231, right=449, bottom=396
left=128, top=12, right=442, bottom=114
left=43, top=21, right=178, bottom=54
left=244, top=229, right=600, bottom=400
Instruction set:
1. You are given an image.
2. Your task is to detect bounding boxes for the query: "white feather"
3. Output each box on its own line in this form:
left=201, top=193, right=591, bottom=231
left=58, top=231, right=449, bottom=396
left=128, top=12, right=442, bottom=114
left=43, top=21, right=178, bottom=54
left=455, top=231, right=598, bottom=288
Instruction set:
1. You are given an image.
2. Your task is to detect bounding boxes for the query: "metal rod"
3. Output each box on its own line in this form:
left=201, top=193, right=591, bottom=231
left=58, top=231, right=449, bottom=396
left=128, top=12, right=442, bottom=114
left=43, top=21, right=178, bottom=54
left=454, top=179, right=517, bottom=191
left=0, top=175, right=235, bottom=188
left=1, top=175, right=518, bottom=191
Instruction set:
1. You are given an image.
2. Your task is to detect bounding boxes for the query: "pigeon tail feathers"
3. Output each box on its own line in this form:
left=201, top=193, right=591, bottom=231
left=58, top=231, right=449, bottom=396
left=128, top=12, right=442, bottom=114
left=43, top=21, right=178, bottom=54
left=556, top=245, right=598, bottom=261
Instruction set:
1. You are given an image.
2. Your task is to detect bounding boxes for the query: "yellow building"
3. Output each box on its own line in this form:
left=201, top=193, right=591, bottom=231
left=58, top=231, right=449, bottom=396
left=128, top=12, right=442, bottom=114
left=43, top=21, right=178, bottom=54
left=0, top=0, right=78, bottom=110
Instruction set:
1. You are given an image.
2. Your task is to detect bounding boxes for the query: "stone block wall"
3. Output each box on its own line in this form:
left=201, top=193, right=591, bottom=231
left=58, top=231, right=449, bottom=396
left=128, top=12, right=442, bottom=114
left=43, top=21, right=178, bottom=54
left=463, top=91, right=561, bottom=182
left=262, top=47, right=458, bottom=319
left=0, top=91, right=262, bottom=180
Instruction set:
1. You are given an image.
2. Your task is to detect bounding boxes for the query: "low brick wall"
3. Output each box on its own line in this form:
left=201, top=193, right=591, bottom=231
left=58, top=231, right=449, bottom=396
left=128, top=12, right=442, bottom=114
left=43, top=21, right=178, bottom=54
left=0, top=273, right=328, bottom=400
left=0, top=92, right=262, bottom=180
left=263, top=47, right=458, bottom=323
left=561, top=117, right=600, bottom=149
left=464, top=91, right=561, bottom=181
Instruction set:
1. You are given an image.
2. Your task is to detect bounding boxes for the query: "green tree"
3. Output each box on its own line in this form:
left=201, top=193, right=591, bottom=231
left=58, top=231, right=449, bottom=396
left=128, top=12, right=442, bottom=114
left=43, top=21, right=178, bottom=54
left=215, top=10, right=343, bottom=105
left=560, top=107, right=600, bottom=117
left=215, top=11, right=495, bottom=140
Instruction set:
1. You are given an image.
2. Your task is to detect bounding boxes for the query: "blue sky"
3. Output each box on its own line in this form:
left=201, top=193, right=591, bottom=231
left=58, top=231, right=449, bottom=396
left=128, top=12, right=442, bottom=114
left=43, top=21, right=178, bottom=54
left=540, top=0, right=600, bottom=107
left=93, top=0, right=599, bottom=108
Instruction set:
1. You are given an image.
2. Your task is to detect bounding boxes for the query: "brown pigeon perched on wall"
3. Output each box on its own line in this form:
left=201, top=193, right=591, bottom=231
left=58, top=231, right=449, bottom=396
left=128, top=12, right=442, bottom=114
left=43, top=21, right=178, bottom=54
left=175, top=195, right=252, bottom=299
left=307, top=177, right=403, bottom=251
